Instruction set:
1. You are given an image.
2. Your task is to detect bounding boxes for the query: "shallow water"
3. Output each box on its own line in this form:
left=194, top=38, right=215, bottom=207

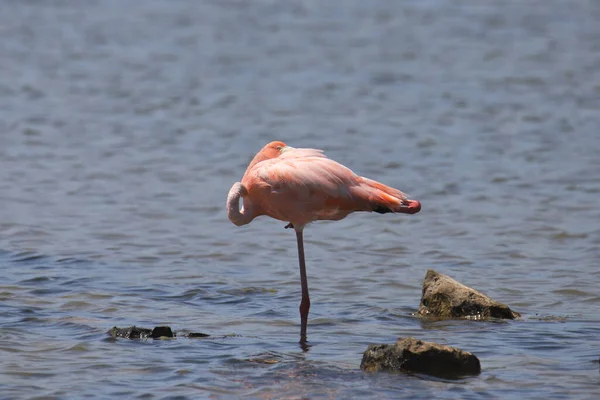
left=1, top=0, right=599, bottom=398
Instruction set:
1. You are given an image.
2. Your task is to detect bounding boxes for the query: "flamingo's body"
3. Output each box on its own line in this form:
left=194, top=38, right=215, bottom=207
left=226, top=141, right=421, bottom=343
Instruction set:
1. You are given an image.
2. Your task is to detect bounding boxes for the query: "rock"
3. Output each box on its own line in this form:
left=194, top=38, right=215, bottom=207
left=187, top=332, right=210, bottom=338
left=109, top=326, right=153, bottom=339
left=151, top=326, right=174, bottom=338
left=417, top=269, right=520, bottom=320
left=108, top=326, right=210, bottom=339
left=361, top=337, right=481, bottom=377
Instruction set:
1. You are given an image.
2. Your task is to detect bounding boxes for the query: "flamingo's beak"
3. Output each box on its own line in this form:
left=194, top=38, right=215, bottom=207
left=281, top=146, right=295, bottom=153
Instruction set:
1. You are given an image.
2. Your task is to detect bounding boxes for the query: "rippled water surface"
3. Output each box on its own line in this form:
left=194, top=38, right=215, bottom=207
left=1, top=0, right=599, bottom=398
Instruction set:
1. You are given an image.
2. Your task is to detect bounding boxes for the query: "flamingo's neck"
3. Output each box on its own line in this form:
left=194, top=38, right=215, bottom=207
left=226, top=182, right=255, bottom=226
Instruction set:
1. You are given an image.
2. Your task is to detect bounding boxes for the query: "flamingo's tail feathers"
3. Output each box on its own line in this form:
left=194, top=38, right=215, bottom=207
left=358, top=178, right=421, bottom=215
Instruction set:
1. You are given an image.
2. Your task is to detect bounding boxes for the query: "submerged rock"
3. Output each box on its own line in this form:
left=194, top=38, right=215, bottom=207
left=361, top=337, right=481, bottom=377
left=186, top=332, right=210, bottom=338
left=151, top=326, right=174, bottom=338
left=109, top=326, right=154, bottom=339
left=108, top=326, right=210, bottom=339
left=417, top=269, right=520, bottom=320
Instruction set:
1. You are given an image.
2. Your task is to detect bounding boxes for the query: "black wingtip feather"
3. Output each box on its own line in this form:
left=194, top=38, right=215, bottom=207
left=372, top=205, right=393, bottom=214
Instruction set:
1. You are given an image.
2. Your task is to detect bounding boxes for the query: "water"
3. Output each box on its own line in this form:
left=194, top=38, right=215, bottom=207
left=1, top=0, right=599, bottom=398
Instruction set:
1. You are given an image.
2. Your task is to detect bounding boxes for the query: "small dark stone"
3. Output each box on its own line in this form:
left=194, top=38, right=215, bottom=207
left=361, top=337, right=481, bottom=377
left=151, top=326, right=174, bottom=338
left=417, top=269, right=520, bottom=320
left=187, top=332, right=210, bottom=338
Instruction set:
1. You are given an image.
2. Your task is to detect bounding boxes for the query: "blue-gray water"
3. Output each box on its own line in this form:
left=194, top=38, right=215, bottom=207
left=1, top=0, right=599, bottom=398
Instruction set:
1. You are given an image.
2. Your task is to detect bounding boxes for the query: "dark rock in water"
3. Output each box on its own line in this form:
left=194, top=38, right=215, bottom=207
left=417, top=269, right=520, bottom=320
left=108, top=326, right=210, bottom=339
left=151, top=326, right=174, bottom=338
left=109, top=326, right=154, bottom=339
left=187, top=332, right=210, bottom=338
left=361, top=337, right=481, bottom=377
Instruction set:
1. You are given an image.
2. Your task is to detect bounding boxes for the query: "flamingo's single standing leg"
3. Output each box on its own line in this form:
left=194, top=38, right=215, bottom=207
left=295, top=228, right=310, bottom=343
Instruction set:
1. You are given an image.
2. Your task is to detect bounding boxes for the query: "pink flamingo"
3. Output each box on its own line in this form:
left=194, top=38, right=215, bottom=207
left=226, top=141, right=421, bottom=343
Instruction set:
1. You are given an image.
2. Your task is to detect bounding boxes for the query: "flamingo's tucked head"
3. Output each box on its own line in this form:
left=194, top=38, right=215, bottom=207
left=242, top=141, right=291, bottom=176
left=244, top=141, right=293, bottom=173
left=261, top=141, right=290, bottom=159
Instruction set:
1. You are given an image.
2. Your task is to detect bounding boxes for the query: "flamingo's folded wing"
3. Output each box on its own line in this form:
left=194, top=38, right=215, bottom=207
left=253, top=155, right=358, bottom=200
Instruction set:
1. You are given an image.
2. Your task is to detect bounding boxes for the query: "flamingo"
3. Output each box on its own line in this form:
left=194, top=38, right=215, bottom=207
left=226, top=141, right=421, bottom=343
